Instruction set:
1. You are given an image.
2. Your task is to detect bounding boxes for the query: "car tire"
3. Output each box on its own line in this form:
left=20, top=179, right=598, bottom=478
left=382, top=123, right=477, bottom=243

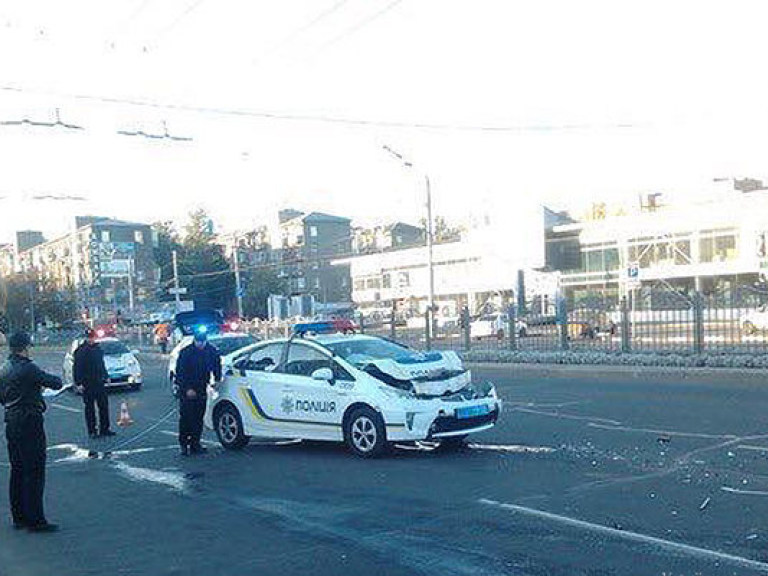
left=214, top=403, right=249, bottom=450
left=131, top=383, right=142, bottom=392
left=344, top=407, right=388, bottom=458
left=744, top=321, right=758, bottom=335
left=518, top=327, right=527, bottom=338
left=436, top=435, right=469, bottom=452
left=496, top=329, right=505, bottom=340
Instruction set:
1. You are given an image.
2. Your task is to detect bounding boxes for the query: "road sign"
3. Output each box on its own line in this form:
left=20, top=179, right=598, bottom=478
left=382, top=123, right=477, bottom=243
left=626, top=261, right=641, bottom=289
left=168, top=287, right=188, bottom=295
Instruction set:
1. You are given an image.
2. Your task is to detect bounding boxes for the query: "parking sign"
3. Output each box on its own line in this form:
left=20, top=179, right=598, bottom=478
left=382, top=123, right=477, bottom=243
left=626, top=261, right=641, bottom=289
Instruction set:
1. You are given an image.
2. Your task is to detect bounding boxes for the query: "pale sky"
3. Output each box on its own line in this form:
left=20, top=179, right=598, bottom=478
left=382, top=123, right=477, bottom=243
left=1, top=0, right=768, bottom=243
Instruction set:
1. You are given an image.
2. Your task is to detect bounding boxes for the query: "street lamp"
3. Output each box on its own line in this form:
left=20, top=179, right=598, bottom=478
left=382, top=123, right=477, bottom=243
left=382, top=145, right=436, bottom=336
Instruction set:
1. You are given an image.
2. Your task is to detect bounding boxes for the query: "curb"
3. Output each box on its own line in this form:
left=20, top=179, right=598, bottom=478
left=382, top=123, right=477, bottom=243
left=466, top=362, right=768, bottom=380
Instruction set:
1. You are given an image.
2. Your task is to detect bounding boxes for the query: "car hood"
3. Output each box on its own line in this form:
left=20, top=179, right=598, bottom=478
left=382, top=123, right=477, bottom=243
left=104, top=354, right=138, bottom=373
left=363, top=350, right=471, bottom=396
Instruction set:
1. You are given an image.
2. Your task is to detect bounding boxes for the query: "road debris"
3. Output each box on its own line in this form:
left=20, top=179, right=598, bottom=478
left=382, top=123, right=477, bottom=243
left=699, top=497, right=711, bottom=511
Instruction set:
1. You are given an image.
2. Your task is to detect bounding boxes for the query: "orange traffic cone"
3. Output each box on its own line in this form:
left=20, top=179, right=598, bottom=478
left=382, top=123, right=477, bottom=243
left=117, top=401, right=134, bottom=427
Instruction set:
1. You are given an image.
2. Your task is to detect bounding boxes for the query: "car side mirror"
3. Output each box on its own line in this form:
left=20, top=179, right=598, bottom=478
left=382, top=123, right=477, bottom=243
left=311, top=367, right=335, bottom=383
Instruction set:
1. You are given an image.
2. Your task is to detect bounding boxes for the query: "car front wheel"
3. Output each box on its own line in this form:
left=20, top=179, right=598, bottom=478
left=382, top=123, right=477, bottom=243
left=215, top=404, right=249, bottom=450
left=345, top=407, right=388, bottom=458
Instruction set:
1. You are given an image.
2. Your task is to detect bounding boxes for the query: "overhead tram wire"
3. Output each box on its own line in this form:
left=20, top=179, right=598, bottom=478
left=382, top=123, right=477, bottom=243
left=0, top=84, right=641, bottom=134
left=319, top=0, right=405, bottom=51
left=252, top=0, right=351, bottom=66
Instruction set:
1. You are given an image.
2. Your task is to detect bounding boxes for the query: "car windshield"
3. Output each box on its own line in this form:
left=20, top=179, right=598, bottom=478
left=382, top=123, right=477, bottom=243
left=209, top=336, right=257, bottom=356
left=99, top=341, right=130, bottom=356
left=326, top=338, right=412, bottom=365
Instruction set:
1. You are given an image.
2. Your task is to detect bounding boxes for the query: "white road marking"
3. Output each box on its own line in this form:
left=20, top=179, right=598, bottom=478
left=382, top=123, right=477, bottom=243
left=469, top=443, right=556, bottom=454
left=721, top=486, right=768, bottom=497
left=113, top=462, right=189, bottom=494
left=512, top=406, right=621, bottom=426
left=588, top=422, right=735, bottom=440
left=737, top=444, right=768, bottom=454
left=479, top=499, right=768, bottom=573
left=50, top=403, right=81, bottom=414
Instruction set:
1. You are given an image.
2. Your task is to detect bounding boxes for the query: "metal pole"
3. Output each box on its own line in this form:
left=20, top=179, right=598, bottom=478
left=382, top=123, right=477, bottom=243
left=172, top=250, right=181, bottom=310
left=507, top=303, right=517, bottom=351
left=621, top=296, right=631, bottom=353
left=233, top=241, right=244, bottom=319
left=28, top=275, right=35, bottom=333
left=390, top=299, right=396, bottom=340
left=425, top=308, right=432, bottom=351
left=425, top=174, right=435, bottom=340
left=127, top=259, right=135, bottom=316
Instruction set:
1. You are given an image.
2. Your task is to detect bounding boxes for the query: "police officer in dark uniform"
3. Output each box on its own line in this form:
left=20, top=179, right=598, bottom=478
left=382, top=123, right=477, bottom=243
left=73, top=330, right=115, bottom=438
left=175, top=331, right=221, bottom=456
left=0, top=332, right=62, bottom=532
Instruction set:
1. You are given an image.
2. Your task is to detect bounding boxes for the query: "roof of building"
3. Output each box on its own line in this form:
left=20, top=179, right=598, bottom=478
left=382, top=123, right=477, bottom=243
left=300, top=212, right=351, bottom=224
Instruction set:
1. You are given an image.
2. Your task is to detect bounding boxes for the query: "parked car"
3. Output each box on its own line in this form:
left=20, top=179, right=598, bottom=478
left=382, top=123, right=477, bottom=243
left=63, top=337, right=142, bottom=392
left=206, top=322, right=500, bottom=457
left=470, top=314, right=527, bottom=339
left=741, top=305, right=768, bottom=335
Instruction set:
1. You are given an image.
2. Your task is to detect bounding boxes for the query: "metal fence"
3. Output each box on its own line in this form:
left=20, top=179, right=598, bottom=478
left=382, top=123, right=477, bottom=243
left=21, top=288, right=768, bottom=357
left=350, top=291, right=768, bottom=356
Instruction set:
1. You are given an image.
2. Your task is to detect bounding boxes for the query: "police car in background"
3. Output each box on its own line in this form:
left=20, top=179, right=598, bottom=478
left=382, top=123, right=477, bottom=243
left=63, top=337, right=143, bottom=392
left=205, top=321, right=501, bottom=458
left=167, top=331, right=259, bottom=390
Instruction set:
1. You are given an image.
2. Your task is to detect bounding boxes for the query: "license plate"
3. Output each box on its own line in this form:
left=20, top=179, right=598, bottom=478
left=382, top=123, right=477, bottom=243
left=456, top=404, right=490, bottom=419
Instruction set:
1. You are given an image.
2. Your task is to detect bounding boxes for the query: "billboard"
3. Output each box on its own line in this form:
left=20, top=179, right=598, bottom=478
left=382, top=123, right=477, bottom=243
left=97, top=242, right=134, bottom=278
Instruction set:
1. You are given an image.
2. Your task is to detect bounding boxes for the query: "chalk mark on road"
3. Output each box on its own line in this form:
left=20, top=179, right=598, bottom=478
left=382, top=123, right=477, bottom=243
left=479, top=499, right=768, bottom=573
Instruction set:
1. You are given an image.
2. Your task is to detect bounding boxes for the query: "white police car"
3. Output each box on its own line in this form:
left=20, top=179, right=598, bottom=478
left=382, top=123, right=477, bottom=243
left=167, top=331, right=259, bottom=390
left=62, top=337, right=143, bottom=391
left=205, top=321, right=500, bottom=458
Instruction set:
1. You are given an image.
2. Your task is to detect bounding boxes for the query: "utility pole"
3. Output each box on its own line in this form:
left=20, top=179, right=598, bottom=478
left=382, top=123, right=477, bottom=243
left=425, top=174, right=435, bottom=323
left=233, top=241, right=244, bottom=319
left=172, top=250, right=181, bottom=311
left=382, top=145, right=436, bottom=339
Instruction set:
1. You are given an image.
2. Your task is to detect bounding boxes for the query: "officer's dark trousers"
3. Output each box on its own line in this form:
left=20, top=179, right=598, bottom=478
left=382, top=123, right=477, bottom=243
left=6, top=412, right=47, bottom=526
left=83, top=388, right=110, bottom=434
left=179, top=397, right=206, bottom=449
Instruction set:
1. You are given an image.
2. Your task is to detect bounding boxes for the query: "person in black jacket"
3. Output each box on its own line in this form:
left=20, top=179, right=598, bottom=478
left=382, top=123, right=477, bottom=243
left=0, top=332, right=63, bottom=532
left=73, top=330, right=114, bottom=438
left=175, top=331, right=221, bottom=456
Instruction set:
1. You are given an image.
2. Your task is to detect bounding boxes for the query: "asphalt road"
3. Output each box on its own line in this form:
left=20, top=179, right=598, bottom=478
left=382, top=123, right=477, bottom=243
left=2, top=349, right=768, bottom=575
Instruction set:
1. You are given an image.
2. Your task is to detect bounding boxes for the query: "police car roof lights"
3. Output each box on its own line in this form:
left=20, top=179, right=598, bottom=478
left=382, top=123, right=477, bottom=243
left=293, top=319, right=356, bottom=336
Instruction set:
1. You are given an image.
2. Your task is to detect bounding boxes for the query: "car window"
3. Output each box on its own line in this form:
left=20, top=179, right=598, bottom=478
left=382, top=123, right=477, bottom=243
left=99, top=341, right=130, bottom=356
left=210, top=336, right=257, bottom=356
left=243, top=343, right=284, bottom=372
left=281, top=343, right=331, bottom=377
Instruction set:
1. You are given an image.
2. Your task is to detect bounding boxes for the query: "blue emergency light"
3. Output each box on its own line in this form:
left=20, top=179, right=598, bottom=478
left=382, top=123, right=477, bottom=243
left=293, top=321, right=336, bottom=336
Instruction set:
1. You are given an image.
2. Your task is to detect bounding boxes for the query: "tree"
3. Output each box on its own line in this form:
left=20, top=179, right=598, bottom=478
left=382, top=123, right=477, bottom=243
left=178, top=210, right=234, bottom=312
left=419, top=216, right=463, bottom=244
left=242, top=266, right=285, bottom=319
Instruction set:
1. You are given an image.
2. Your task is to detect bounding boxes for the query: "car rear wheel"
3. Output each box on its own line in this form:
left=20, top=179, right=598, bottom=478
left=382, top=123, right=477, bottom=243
left=744, top=321, right=758, bottom=335
left=215, top=404, right=249, bottom=450
left=345, top=407, right=387, bottom=458
left=496, top=329, right=505, bottom=340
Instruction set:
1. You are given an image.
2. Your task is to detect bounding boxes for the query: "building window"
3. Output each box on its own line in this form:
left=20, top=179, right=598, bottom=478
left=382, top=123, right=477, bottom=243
left=382, top=274, right=391, bottom=288
left=398, top=272, right=410, bottom=288
left=134, top=230, right=144, bottom=244
left=354, top=279, right=365, bottom=291
left=297, top=277, right=306, bottom=290
left=700, top=234, right=738, bottom=263
left=309, top=226, right=318, bottom=238
left=101, top=231, right=110, bottom=243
